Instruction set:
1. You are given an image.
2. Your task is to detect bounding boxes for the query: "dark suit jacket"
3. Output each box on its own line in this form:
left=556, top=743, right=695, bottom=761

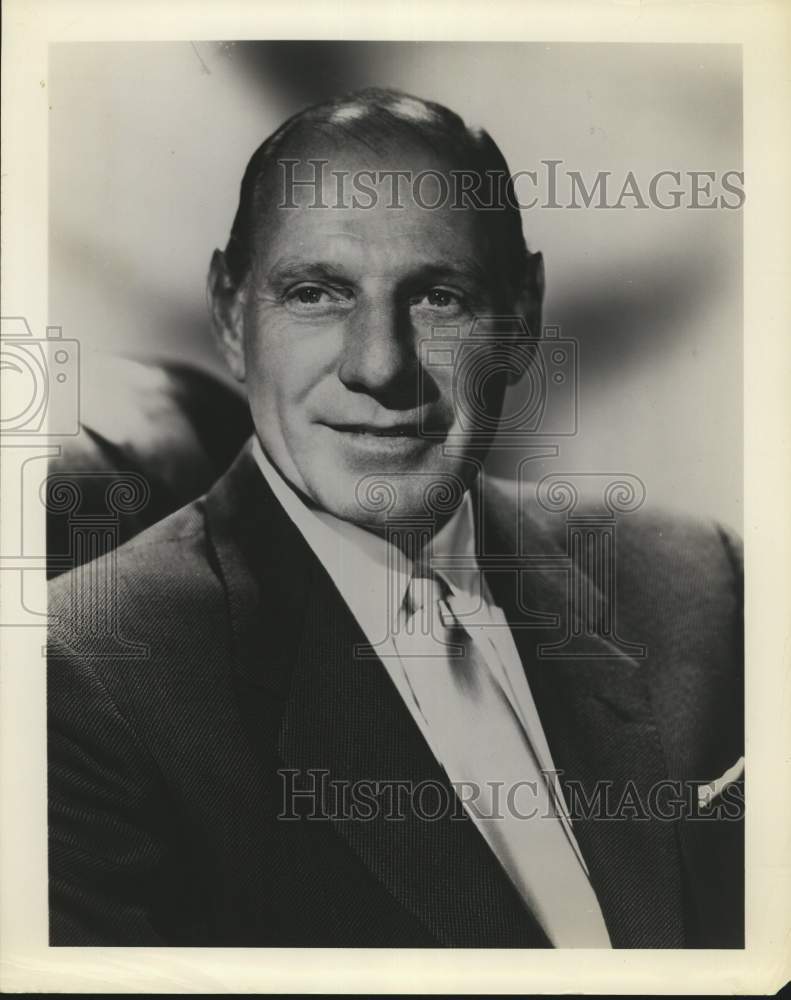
left=47, top=446, right=743, bottom=948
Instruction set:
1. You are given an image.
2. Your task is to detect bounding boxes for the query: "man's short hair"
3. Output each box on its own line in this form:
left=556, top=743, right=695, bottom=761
left=223, top=87, right=530, bottom=307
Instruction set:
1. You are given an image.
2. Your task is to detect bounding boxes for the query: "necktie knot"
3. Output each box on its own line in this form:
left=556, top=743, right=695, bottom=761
left=405, top=573, right=448, bottom=620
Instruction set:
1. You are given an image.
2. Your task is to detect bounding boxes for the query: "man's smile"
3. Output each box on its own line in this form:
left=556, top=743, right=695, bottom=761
left=327, top=421, right=423, bottom=437
left=320, top=420, right=442, bottom=454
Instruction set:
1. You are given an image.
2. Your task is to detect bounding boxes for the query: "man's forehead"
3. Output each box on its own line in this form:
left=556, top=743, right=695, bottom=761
left=256, top=202, right=485, bottom=279
left=255, top=139, right=488, bottom=268
left=274, top=138, right=458, bottom=205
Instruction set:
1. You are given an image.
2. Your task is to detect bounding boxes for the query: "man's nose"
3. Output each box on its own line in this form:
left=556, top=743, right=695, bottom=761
left=337, top=298, right=420, bottom=407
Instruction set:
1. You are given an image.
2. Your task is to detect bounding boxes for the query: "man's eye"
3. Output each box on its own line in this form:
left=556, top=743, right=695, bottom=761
left=286, top=285, right=335, bottom=306
left=282, top=283, right=356, bottom=314
left=413, top=288, right=465, bottom=312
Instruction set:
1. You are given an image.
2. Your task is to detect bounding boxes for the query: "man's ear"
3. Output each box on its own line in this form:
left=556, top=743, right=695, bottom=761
left=518, top=249, right=544, bottom=339
left=207, top=249, right=247, bottom=382
left=507, top=250, right=544, bottom=386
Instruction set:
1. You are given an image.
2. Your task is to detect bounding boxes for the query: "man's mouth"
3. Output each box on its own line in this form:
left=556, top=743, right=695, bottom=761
left=320, top=421, right=450, bottom=453
left=332, top=423, right=423, bottom=438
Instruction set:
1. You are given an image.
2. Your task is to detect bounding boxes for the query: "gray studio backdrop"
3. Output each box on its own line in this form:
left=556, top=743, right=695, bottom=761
left=49, top=41, right=742, bottom=530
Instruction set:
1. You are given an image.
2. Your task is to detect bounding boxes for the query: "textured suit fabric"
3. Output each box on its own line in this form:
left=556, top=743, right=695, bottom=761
left=46, top=359, right=252, bottom=579
left=47, top=447, right=743, bottom=948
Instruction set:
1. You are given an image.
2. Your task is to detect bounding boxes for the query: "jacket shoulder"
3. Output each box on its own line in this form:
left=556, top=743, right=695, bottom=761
left=48, top=496, right=223, bottom=656
left=484, top=474, right=741, bottom=581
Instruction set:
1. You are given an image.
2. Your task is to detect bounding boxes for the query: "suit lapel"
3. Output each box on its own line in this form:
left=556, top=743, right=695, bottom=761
left=205, top=448, right=550, bottom=947
left=277, top=558, right=552, bottom=947
left=481, top=481, right=686, bottom=947
left=205, top=450, right=685, bottom=947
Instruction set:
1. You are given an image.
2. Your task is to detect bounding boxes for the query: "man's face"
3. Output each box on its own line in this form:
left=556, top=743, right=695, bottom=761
left=214, top=143, right=523, bottom=530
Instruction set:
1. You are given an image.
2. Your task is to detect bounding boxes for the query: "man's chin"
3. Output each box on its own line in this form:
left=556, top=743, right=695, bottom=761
left=293, top=428, right=478, bottom=530
left=306, top=465, right=471, bottom=533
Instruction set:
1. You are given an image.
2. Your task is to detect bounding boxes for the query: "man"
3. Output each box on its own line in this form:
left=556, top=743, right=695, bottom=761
left=48, top=88, right=743, bottom=948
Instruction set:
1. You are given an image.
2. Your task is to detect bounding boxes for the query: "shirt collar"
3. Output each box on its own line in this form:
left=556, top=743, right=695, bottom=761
left=250, top=436, right=480, bottom=637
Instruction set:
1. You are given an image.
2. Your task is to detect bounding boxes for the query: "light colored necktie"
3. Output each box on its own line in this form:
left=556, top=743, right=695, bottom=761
left=399, top=572, right=612, bottom=948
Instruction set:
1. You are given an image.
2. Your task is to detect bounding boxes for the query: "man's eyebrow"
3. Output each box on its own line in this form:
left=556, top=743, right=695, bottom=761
left=263, top=259, right=352, bottom=285
left=409, top=258, right=491, bottom=289
left=261, top=256, right=492, bottom=293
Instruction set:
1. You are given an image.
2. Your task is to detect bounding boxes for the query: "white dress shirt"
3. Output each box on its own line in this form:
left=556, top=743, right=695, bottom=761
left=252, top=438, right=611, bottom=947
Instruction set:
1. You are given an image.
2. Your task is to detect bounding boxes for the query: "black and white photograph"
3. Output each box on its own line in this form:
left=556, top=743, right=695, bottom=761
left=1, top=2, right=789, bottom=995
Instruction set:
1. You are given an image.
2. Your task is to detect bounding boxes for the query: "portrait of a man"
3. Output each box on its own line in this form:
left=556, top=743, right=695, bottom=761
left=45, top=54, right=744, bottom=950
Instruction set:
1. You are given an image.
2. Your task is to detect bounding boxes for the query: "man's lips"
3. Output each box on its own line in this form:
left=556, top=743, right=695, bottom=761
left=322, top=420, right=448, bottom=438
left=329, top=423, right=422, bottom=437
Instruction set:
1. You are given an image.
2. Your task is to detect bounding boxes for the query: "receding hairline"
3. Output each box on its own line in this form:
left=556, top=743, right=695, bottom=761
left=222, top=87, right=530, bottom=300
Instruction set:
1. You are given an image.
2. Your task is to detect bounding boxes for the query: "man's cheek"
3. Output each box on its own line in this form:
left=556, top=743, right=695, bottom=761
left=431, top=366, right=458, bottom=414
